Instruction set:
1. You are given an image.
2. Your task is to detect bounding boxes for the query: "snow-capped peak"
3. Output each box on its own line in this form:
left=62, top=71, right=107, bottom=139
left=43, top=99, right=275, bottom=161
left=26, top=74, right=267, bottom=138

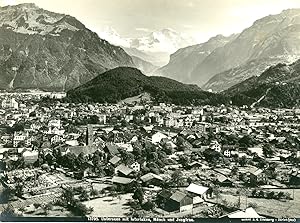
left=97, top=26, right=131, bottom=48
left=98, top=26, right=196, bottom=54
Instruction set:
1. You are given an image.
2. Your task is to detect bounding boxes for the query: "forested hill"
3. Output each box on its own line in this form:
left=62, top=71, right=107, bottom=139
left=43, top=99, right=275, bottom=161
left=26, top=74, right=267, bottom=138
left=225, top=59, right=300, bottom=108
left=67, top=67, right=228, bottom=105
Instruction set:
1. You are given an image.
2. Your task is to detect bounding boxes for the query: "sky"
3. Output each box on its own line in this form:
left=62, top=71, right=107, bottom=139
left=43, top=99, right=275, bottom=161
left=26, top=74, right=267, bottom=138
left=1, top=0, right=300, bottom=42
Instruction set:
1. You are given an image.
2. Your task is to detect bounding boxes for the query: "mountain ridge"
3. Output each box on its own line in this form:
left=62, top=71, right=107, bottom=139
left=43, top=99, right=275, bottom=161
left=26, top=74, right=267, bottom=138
left=98, top=27, right=196, bottom=66
left=0, top=3, right=134, bottom=91
left=193, top=8, right=300, bottom=90
left=154, top=34, right=237, bottom=83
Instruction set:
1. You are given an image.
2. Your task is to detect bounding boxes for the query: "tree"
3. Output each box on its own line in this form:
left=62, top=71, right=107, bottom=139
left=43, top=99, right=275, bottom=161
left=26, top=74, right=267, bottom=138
left=67, top=124, right=79, bottom=133
left=257, top=159, right=267, bottom=168
left=213, top=186, right=221, bottom=204
left=1, top=205, right=18, bottom=218
left=238, top=135, right=255, bottom=148
left=90, top=189, right=99, bottom=198
left=239, top=156, right=247, bottom=167
left=117, top=195, right=122, bottom=203
left=251, top=189, right=257, bottom=197
left=111, top=191, right=118, bottom=201
left=171, top=170, right=183, bottom=187
left=76, top=152, right=88, bottom=170
left=132, top=145, right=142, bottom=158
left=258, top=190, right=265, bottom=198
left=263, top=144, right=274, bottom=158
left=79, top=190, right=90, bottom=201
left=92, top=152, right=101, bottom=168
left=61, top=188, right=76, bottom=207
left=277, top=191, right=284, bottom=199
left=72, top=201, right=93, bottom=216
left=64, top=153, right=77, bottom=170
left=45, top=153, right=54, bottom=166
left=89, top=115, right=99, bottom=124
left=18, top=207, right=26, bottom=216
left=0, top=188, right=14, bottom=203
left=10, top=123, right=25, bottom=133
left=203, top=148, right=220, bottom=164
left=231, top=166, right=238, bottom=176
left=178, top=155, right=190, bottom=168
left=132, top=187, right=144, bottom=204
left=42, top=203, right=53, bottom=215
left=105, top=164, right=115, bottom=176
left=142, top=201, right=155, bottom=211
left=15, top=183, right=24, bottom=197
left=268, top=191, right=275, bottom=199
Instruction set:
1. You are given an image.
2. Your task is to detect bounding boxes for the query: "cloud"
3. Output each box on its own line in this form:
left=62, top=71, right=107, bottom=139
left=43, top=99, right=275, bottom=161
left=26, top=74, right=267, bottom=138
left=135, top=27, right=151, bottom=32
left=0, top=0, right=17, bottom=6
left=187, top=1, right=194, bottom=7
left=183, top=24, right=194, bottom=29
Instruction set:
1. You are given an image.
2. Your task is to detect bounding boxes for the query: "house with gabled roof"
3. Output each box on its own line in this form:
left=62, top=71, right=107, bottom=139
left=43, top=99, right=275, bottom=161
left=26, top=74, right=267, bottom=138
left=22, top=149, right=39, bottom=165
left=159, top=190, right=193, bottom=212
left=140, top=173, right=163, bottom=186
left=222, top=207, right=263, bottom=219
left=185, top=183, right=209, bottom=204
left=67, top=145, right=99, bottom=157
left=152, top=132, right=168, bottom=144
left=216, top=175, right=233, bottom=187
left=104, top=143, right=120, bottom=157
left=248, top=168, right=266, bottom=185
left=114, top=164, right=134, bottom=177
left=109, top=156, right=122, bottom=166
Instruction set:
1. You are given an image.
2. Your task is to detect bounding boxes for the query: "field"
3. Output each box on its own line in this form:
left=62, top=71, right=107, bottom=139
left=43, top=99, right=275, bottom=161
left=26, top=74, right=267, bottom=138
left=83, top=193, right=133, bottom=217
left=209, top=188, right=300, bottom=218
left=22, top=204, right=71, bottom=217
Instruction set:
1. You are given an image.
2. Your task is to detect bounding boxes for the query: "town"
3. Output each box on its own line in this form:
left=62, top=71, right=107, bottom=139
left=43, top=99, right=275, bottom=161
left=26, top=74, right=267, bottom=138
left=0, top=91, right=299, bottom=219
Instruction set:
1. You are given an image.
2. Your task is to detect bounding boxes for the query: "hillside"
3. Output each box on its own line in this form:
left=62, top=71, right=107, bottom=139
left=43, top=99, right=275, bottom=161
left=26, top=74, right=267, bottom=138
left=202, top=58, right=285, bottom=92
left=67, top=67, right=227, bottom=105
left=226, top=59, right=300, bottom=108
left=131, top=56, right=158, bottom=74
left=188, top=9, right=300, bottom=89
left=0, top=3, right=134, bottom=91
left=155, top=34, right=237, bottom=83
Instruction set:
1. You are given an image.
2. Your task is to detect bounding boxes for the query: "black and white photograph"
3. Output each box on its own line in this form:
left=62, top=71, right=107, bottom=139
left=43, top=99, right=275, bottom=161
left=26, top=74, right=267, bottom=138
left=0, top=0, right=299, bottom=222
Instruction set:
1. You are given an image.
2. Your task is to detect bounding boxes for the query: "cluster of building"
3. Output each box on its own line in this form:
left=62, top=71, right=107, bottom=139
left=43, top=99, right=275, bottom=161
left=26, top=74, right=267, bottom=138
left=0, top=93, right=299, bottom=218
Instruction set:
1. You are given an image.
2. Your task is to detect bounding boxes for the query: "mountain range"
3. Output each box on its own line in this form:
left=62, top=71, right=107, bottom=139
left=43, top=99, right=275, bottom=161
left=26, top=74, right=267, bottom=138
left=98, top=27, right=196, bottom=67
left=2, top=3, right=300, bottom=108
left=157, top=9, right=300, bottom=92
left=67, top=59, right=300, bottom=108
left=0, top=3, right=134, bottom=91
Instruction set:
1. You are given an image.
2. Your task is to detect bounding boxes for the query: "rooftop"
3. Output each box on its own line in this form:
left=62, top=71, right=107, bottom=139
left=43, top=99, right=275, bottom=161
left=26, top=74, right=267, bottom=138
left=186, top=183, right=209, bottom=195
left=227, top=207, right=262, bottom=219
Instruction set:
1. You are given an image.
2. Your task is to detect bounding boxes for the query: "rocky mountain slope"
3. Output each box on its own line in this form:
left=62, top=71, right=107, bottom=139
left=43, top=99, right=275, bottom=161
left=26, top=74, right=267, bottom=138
left=67, top=67, right=227, bottom=105
left=155, top=34, right=237, bottom=83
left=202, top=57, right=285, bottom=92
left=226, top=59, right=300, bottom=108
left=195, top=9, right=300, bottom=90
left=0, top=3, right=134, bottom=91
left=131, top=56, right=158, bottom=74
